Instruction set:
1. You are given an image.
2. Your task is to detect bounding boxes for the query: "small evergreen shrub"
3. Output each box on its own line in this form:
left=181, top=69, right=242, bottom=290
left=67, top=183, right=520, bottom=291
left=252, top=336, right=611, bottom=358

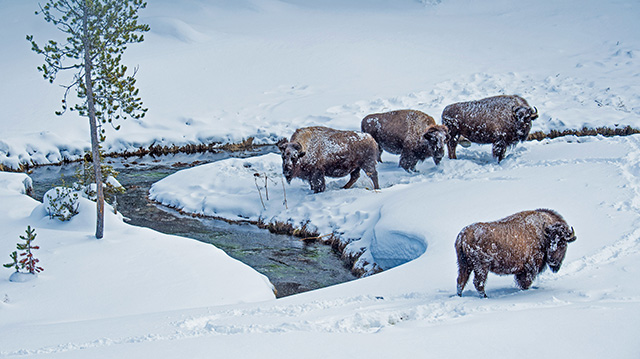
left=44, top=180, right=79, bottom=221
left=3, top=226, right=43, bottom=276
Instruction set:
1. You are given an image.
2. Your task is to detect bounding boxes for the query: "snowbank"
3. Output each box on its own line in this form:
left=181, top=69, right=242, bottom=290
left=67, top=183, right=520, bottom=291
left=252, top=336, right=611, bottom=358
left=1, top=0, right=639, bottom=168
left=0, top=171, right=275, bottom=327
left=1, top=0, right=640, bottom=357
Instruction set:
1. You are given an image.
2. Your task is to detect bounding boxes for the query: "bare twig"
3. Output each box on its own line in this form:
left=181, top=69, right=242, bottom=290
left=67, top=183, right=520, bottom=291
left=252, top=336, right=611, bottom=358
left=254, top=175, right=265, bottom=210
left=281, top=176, right=288, bottom=209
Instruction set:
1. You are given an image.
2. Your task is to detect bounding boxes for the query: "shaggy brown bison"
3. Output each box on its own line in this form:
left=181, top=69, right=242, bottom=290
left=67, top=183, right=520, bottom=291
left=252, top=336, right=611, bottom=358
left=277, top=126, right=380, bottom=193
left=455, top=209, right=576, bottom=298
left=361, top=110, right=449, bottom=172
left=442, top=95, right=538, bottom=162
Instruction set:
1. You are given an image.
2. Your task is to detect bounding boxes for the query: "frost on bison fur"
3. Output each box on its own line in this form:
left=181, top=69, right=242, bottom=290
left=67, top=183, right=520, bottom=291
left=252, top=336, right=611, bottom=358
left=361, top=109, right=449, bottom=172
left=455, top=209, right=576, bottom=298
left=277, top=126, right=380, bottom=193
left=442, top=95, right=538, bottom=162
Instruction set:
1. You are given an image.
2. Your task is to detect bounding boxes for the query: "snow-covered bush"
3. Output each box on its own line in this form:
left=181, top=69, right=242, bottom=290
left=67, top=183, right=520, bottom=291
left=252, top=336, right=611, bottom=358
left=44, top=185, right=79, bottom=221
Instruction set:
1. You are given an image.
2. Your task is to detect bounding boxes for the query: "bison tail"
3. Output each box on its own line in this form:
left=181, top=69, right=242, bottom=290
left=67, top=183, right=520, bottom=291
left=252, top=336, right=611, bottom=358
left=454, top=235, right=469, bottom=268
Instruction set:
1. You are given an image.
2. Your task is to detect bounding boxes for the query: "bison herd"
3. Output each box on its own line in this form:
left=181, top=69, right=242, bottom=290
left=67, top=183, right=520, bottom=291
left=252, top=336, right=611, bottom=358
left=278, top=94, right=538, bottom=193
left=276, top=94, right=576, bottom=297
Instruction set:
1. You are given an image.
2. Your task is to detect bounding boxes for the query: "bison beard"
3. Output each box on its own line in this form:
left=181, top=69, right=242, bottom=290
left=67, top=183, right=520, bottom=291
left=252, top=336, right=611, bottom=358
left=455, top=209, right=576, bottom=298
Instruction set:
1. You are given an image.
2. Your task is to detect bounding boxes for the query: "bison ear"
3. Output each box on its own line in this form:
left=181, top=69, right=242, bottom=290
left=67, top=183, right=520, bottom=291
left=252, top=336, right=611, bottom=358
left=515, top=107, right=530, bottom=122
left=545, top=223, right=576, bottom=244
left=290, top=142, right=305, bottom=157
left=423, top=128, right=438, bottom=142
left=277, top=138, right=288, bottom=152
left=544, top=223, right=563, bottom=245
left=423, top=130, right=434, bottom=142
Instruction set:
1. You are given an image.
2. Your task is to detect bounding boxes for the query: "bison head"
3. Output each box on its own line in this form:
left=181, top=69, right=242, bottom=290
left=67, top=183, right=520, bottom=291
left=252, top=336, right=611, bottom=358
left=514, top=106, right=538, bottom=141
left=544, top=222, right=576, bottom=272
left=423, top=125, right=449, bottom=165
left=277, top=139, right=305, bottom=183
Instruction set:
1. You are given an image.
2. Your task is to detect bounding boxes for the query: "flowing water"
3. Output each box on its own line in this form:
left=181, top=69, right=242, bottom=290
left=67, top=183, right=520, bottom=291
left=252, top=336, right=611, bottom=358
left=27, top=148, right=355, bottom=297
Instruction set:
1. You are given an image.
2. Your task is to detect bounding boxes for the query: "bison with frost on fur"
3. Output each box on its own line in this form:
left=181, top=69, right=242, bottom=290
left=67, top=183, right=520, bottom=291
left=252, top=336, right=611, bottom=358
left=455, top=209, right=576, bottom=298
left=361, top=109, right=449, bottom=172
left=277, top=126, right=380, bottom=193
left=442, top=95, right=538, bottom=162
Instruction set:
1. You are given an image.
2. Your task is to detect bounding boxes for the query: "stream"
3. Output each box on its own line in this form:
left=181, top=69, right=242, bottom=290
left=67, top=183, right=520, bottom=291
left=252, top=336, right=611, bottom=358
left=27, top=148, right=356, bottom=298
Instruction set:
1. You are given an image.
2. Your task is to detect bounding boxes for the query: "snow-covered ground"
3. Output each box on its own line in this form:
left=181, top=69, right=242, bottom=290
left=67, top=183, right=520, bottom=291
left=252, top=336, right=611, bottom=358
left=1, top=0, right=640, bottom=357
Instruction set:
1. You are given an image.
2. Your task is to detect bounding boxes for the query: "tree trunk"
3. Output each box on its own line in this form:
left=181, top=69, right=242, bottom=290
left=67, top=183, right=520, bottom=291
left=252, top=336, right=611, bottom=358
left=83, top=5, right=104, bottom=239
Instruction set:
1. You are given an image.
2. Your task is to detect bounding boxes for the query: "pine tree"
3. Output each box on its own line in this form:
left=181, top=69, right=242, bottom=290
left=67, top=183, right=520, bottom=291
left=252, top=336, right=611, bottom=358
left=28, top=0, right=149, bottom=239
left=17, top=226, right=43, bottom=274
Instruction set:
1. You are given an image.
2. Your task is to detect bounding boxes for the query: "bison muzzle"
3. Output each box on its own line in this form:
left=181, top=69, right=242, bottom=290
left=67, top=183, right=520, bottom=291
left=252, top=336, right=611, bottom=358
left=455, top=209, right=576, bottom=298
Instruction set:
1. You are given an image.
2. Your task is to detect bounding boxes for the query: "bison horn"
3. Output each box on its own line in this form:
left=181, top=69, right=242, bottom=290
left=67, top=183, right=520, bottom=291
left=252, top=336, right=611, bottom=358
left=567, top=226, right=577, bottom=242
left=532, top=106, right=538, bottom=115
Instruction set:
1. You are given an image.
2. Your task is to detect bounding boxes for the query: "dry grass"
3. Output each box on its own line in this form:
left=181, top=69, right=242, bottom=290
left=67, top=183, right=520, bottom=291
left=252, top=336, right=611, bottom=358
left=528, top=125, right=640, bottom=141
left=257, top=219, right=320, bottom=239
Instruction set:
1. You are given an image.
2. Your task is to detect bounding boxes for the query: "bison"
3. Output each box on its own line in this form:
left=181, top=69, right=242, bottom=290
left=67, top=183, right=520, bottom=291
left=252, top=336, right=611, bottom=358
left=361, top=110, right=449, bottom=172
left=277, top=126, right=380, bottom=193
left=455, top=209, right=576, bottom=298
left=442, top=95, right=538, bottom=162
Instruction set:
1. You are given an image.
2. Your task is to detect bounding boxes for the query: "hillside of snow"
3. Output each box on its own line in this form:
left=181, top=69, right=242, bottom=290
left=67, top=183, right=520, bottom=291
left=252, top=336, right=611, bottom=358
left=1, top=0, right=640, bottom=358
left=1, top=0, right=639, bottom=168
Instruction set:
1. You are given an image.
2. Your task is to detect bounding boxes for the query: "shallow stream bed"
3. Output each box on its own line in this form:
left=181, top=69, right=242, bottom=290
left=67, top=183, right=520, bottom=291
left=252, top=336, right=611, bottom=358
left=27, top=148, right=355, bottom=297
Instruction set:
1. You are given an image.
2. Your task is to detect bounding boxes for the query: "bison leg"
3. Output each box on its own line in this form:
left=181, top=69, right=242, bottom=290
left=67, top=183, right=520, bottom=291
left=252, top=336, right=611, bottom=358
left=472, top=267, right=489, bottom=298
left=515, top=271, right=535, bottom=290
left=447, top=134, right=459, bottom=160
left=343, top=169, right=361, bottom=189
left=377, top=144, right=383, bottom=163
left=367, top=170, right=379, bottom=190
left=492, top=140, right=508, bottom=163
left=362, top=160, right=380, bottom=190
left=399, top=152, right=418, bottom=172
left=309, top=172, right=326, bottom=193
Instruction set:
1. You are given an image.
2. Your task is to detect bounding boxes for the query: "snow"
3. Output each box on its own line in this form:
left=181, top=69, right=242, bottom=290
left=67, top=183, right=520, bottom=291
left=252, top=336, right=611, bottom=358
left=1, top=0, right=640, bottom=357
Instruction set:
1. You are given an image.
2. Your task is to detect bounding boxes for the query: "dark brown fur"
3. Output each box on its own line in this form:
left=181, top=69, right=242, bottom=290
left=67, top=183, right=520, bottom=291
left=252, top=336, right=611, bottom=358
left=277, top=126, right=380, bottom=193
left=442, top=95, right=538, bottom=162
left=455, top=209, right=576, bottom=298
left=361, top=110, right=449, bottom=172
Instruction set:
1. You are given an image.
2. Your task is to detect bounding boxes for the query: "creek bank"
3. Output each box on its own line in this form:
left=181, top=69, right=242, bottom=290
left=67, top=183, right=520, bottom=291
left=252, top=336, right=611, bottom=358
left=149, top=201, right=382, bottom=278
left=26, top=149, right=357, bottom=298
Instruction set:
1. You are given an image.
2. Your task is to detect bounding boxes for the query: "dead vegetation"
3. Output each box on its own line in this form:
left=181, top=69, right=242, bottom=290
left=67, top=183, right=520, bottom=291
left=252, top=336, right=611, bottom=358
left=528, top=125, right=640, bottom=141
left=108, top=137, right=258, bottom=158
left=0, top=137, right=263, bottom=172
left=256, top=219, right=320, bottom=239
